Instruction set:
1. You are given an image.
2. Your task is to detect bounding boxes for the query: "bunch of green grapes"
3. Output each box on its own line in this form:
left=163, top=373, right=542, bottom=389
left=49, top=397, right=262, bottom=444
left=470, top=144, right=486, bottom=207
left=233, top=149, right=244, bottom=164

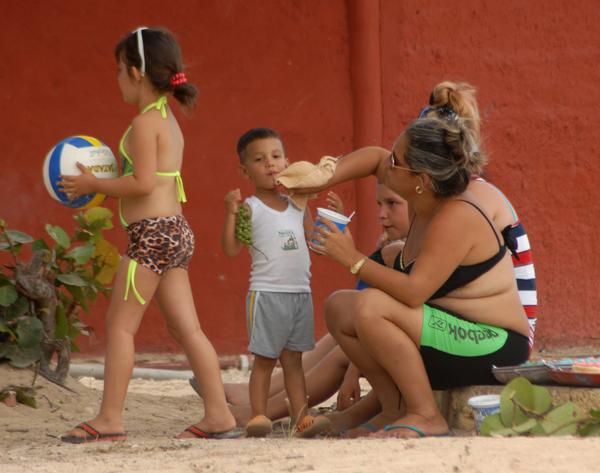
left=235, top=205, right=253, bottom=246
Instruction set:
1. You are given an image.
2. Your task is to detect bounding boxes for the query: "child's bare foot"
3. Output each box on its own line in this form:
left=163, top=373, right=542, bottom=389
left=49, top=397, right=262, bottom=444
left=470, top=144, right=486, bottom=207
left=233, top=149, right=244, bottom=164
left=322, top=411, right=348, bottom=436
left=294, top=415, right=331, bottom=438
left=325, top=410, right=367, bottom=436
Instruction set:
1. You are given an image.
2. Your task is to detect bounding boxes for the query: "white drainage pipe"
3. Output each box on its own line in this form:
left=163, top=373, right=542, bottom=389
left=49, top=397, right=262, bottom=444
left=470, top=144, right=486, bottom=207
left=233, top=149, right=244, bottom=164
left=69, top=363, right=194, bottom=380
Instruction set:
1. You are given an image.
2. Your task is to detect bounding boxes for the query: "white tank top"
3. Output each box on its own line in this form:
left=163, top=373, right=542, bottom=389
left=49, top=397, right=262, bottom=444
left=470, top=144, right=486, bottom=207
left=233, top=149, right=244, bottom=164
left=245, top=195, right=311, bottom=293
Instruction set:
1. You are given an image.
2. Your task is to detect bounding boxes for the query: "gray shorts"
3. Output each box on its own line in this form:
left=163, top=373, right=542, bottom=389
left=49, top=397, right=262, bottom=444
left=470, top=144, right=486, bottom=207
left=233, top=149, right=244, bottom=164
left=246, top=291, right=315, bottom=359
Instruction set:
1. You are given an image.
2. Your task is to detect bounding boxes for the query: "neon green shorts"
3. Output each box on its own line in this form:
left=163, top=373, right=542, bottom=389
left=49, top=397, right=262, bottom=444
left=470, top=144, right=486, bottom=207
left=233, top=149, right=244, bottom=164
left=420, top=304, right=508, bottom=357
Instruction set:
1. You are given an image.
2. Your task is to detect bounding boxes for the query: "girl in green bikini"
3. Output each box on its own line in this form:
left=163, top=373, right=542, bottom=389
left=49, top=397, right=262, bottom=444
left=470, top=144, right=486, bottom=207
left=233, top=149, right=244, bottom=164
left=59, top=27, right=238, bottom=442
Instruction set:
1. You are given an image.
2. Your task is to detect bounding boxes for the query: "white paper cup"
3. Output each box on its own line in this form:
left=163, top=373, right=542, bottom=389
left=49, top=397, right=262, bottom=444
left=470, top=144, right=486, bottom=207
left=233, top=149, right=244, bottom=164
left=313, top=208, right=351, bottom=244
left=468, top=394, right=501, bottom=434
left=315, top=208, right=351, bottom=231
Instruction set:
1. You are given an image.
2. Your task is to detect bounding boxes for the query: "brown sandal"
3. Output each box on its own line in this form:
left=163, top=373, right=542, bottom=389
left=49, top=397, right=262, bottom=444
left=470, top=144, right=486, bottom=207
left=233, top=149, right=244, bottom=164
left=245, top=415, right=273, bottom=437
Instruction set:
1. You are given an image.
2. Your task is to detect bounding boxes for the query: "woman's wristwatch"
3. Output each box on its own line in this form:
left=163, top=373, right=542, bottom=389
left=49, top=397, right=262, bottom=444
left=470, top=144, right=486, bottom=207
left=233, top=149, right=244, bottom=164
left=349, top=256, right=368, bottom=275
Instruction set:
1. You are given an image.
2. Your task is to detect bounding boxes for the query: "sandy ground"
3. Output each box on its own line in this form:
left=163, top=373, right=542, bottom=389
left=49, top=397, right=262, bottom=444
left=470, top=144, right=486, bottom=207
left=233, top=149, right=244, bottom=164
left=1, top=363, right=599, bottom=473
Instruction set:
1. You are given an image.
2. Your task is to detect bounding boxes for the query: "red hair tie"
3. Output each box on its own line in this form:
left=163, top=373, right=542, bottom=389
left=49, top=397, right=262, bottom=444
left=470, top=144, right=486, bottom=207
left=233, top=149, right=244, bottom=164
left=170, top=72, right=187, bottom=87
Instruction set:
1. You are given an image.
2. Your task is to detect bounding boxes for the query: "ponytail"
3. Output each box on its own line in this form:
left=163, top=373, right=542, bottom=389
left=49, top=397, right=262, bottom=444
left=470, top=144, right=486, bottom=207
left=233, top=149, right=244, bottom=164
left=171, top=77, right=198, bottom=109
left=429, top=81, right=481, bottom=134
left=427, top=81, right=486, bottom=175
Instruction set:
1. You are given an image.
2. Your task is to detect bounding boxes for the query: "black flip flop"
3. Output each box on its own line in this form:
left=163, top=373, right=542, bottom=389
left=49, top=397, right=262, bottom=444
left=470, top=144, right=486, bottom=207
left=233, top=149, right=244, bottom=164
left=61, top=422, right=127, bottom=444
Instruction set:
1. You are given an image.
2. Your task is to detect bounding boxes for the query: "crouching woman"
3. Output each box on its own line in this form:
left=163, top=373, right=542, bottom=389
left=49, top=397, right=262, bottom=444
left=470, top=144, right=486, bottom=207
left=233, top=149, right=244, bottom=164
left=311, top=117, right=530, bottom=438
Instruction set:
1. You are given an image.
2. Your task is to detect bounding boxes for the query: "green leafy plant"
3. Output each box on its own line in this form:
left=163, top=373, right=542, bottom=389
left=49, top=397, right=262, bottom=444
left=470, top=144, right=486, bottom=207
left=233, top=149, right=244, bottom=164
left=481, top=377, right=600, bottom=437
left=0, top=208, right=119, bottom=385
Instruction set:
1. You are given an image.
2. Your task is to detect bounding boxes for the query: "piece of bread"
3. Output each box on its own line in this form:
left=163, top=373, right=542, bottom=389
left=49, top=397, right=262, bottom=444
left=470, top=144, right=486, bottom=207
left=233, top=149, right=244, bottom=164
left=276, top=156, right=338, bottom=209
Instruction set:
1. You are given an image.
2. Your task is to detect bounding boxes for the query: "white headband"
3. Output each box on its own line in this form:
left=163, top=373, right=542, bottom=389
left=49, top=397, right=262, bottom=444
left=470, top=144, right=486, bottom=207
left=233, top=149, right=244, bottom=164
left=134, top=26, right=149, bottom=76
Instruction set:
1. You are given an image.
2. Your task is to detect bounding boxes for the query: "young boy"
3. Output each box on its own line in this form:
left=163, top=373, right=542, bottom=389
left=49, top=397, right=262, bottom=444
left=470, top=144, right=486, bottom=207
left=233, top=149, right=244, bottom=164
left=222, top=128, right=329, bottom=438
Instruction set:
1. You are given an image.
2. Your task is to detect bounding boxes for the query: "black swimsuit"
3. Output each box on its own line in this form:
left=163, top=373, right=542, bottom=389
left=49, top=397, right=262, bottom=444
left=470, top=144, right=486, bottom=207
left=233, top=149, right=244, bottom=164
left=395, top=200, right=507, bottom=298
left=395, top=200, right=529, bottom=389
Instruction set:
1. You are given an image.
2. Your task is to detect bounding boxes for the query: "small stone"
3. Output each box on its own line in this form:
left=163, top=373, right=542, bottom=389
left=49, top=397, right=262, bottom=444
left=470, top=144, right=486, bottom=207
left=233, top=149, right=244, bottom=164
left=3, top=392, right=17, bottom=407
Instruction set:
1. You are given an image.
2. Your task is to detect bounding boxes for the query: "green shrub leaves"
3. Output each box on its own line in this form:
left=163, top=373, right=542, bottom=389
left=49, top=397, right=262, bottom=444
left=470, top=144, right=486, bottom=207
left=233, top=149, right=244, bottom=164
left=0, top=209, right=118, bottom=383
left=482, top=377, right=600, bottom=437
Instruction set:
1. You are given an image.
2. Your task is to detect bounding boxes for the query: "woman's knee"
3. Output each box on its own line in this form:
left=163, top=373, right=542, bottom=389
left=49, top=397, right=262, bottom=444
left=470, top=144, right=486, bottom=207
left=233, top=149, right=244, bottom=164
left=324, top=290, right=357, bottom=331
left=354, top=289, right=381, bottom=319
left=353, top=289, right=391, bottom=332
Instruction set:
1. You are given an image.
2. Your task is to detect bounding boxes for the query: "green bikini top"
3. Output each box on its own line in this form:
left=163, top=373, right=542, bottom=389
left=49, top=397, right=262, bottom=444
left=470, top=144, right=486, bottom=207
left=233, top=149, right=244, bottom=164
left=118, top=96, right=187, bottom=227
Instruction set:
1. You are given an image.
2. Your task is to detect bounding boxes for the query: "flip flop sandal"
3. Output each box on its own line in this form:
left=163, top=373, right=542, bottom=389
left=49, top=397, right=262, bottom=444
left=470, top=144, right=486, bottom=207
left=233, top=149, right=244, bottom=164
left=245, top=415, right=273, bottom=437
left=383, top=423, right=452, bottom=438
left=179, top=425, right=244, bottom=439
left=61, top=422, right=127, bottom=444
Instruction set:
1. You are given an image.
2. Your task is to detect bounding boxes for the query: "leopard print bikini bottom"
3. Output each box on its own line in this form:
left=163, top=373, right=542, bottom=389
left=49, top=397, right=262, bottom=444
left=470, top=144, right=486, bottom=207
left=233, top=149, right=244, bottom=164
left=125, top=214, right=195, bottom=275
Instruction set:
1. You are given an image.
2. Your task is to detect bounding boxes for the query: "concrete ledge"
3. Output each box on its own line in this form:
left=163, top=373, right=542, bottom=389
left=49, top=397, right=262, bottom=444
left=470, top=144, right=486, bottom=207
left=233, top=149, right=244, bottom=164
left=435, top=385, right=600, bottom=431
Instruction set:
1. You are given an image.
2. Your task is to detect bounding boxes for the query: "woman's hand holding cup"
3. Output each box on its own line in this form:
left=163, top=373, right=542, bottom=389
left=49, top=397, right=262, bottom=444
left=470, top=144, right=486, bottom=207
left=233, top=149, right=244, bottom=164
left=309, top=217, right=360, bottom=268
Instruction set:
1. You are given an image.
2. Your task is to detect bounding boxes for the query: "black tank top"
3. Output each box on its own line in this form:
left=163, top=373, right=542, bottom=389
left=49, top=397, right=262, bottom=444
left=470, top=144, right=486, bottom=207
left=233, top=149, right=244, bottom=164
left=394, top=200, right=507, bottom=300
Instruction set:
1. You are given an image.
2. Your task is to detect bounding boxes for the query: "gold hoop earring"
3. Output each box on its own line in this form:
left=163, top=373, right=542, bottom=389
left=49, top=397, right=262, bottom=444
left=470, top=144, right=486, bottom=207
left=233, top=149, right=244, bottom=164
left=415, top=175, right=425, bottom=195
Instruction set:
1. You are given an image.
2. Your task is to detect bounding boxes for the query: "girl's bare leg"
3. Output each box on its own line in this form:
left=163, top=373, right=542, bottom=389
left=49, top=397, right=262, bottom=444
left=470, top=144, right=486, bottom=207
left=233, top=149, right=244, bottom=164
left=352, top=289, right=449, bottom=438
left=64, top=258, right=161, bottom=438
left=155, top=268, right=235, bottom=435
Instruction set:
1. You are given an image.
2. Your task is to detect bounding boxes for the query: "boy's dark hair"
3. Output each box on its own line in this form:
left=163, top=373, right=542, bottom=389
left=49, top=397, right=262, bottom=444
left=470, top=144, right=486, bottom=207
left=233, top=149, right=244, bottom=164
left=236, top=128, right=283, bottom=161
left=115, top=27, right=197, bottom=109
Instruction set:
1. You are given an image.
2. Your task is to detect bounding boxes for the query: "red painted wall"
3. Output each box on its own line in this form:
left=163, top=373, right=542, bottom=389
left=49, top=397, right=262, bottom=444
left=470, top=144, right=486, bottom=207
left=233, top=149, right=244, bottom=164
left=377, top=0, right=600, bottom=349
left=2, top=1, right=599, bottom=354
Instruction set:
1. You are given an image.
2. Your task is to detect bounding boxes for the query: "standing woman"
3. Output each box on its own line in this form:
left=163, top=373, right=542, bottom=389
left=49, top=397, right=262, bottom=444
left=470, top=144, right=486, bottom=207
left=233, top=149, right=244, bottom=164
left=310, top=117, right=530, bottom=438
left=59, top=27, right=237, bottom=442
